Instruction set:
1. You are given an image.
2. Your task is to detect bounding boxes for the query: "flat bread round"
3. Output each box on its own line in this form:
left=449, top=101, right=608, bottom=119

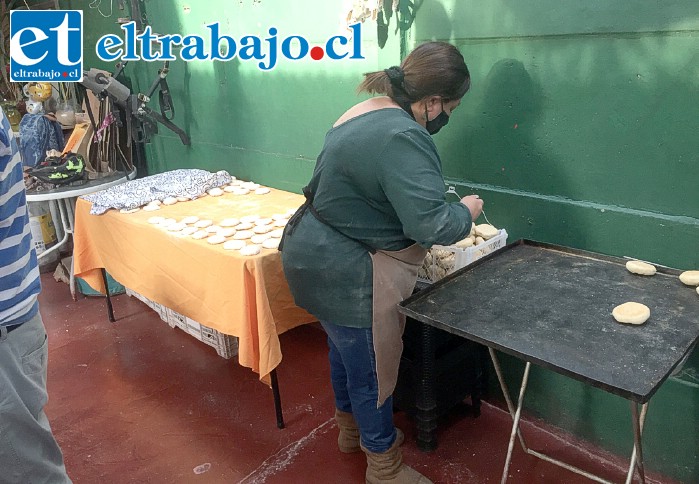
left=207, top=235, right=226, bottom=245
left=474, top=224, right=498, bottom=240
left=219, top=218, right=239, bottom=227
left=626, top=260, right=656, bottom=276
left=194, top=219, right=213, bottom=228
left=255, top=187, right=271, bottom=195
left=176, top=196, right=189, bottom=202
left=679, top=270, right=699, bottom=286
left=223, top=240, right=246, bottom=251
left=208, top=187, right=224, bottom=197
left=255, top=218, right=273, bottom=226
left=612, top=302, right=650, bottom=325
left=240, top=244, right=261, bottom=256
left=162, top=197, right=178, bottom=205
left=181, top=227, right=198, bottom=236
left=120, top=207, right=140, bottom=214
left=191, top=230, right=208, bottom=240
left=205, top=225, right=222, bottom=234
left=240, top=215, right=260, bottom=223
left=235, top=222, right=254, bottom=230
left=251, top=233, right=270, bottom=244
left=181, top=216, right=199, bottom=225
left=262, top=238, right=280, bottom=250
left=167, top=223, right=186, bottom=232
left=143, top=204, right=160, bottom=212
left=233, top=230, right=253, bottom=240
left=148, top=216, right=165, bottom=224
left=218, top=228, right=236, bottom=238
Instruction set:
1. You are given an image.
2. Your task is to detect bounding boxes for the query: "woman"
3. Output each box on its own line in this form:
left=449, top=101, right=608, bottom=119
left=281, top=42, right=483, bottom=484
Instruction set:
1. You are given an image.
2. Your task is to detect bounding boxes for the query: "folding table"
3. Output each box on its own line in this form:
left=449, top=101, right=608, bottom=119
left=399, top=240, right=699, bottom=483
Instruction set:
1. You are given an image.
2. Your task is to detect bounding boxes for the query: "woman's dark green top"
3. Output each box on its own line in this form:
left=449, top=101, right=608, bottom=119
left=281, top=108, right=472, bottom=328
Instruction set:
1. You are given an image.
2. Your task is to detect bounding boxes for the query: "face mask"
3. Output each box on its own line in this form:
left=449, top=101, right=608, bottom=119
left=425, top=102, right=449, bottom=135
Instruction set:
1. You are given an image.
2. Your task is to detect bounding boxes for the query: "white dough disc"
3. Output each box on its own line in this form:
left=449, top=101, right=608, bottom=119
left=271, top=214, right=287, bottom=221
left=228, top=179, right=241, bottom=186
left=219, top=218, right=239, bottom=227
left=143, top=204, right=160, bottom=212
left=255, top=218, right=273, bottom=226
left=239, top=244, right=261, bottom=256
left=232, top=188, right=249, bottom=195
left=240, top=215, right=260, bottom=223
left=120, top=207, right=140, bottom=214
left=148, top=216, right=165, bottom=224
left=241, top=182, right=260, bottom=190
left=181, top=227, right=198, bottom=236
left=254, top=187, right=271, bottom=195
left=273, top=219, right=288, bottom=227
left=696, top=286, right=699, bottom=296
left=191, top=230, right=209, bottom=240
left=218, top=228, right=236, bottom=237
left=223, top=240, right=246, bottom=250
left=679, top=270, right=699, bottom=286
left=162, top=196, right=178, bottom=205
left=208, top=187, right=224, bottom=197
left=262, top=238, right=280, bottom=250
left=269, top=228, right=284, bottom=238
left=233, top=230, right=254, bottom=240
left=177, top=196, right=189, bottom=202
left=149, top=200, right=162, bottom=206
left=235, top=222, right=254, bottom=230
left=194, top=219, right=213, bottom=228
left=223, top=185, right=239, bottom=192
left=205, top=225, right=222, bottom=234
left=626, top=260, right=656, bottom=276
left=612, top=302, right=650, bottom=325
left=167, top=222, right=187, bottom=232
left=474, top=224, right=499, bottom=240
left=181, top=216, right=199, bottom=225
left=251, top=233, right=271, bottom=244
left=207, top=234, right=226, bottom=245
left=253, top=225, right=272, bottom=234
left=158, top=218, right=177, bottom=228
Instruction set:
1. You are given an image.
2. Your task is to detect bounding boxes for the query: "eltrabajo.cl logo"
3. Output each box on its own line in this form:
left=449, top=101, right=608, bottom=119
left=9, top=10, right=83, bottom=82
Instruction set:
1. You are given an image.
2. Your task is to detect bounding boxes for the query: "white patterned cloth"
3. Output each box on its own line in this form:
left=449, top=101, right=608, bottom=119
left=82, top=169, right=232, bottom=215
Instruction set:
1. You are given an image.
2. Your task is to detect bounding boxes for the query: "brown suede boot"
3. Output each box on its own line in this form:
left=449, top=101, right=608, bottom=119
left=335, top=409, right=405, bottom=454
left=362, top=438, right=433, bottom=484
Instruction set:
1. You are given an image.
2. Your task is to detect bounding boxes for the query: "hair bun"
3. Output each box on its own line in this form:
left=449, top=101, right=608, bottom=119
left=384, top=66, right=405, bottom=87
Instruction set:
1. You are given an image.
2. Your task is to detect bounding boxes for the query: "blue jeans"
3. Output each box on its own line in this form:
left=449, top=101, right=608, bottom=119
left=320, top=320, right=397, bottom=453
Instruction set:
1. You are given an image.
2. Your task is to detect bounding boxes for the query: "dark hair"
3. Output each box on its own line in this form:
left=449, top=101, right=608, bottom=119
left=357, top=42, right=470, bottom=104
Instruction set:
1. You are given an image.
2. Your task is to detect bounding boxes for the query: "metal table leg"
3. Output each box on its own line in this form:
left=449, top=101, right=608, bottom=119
left=270, top=369, right=285, bottom=429
left=416, top=321, right=438, bottom=451
left=101, top=268, right=115, bottom=323
left=489, top=348, right=647, bottom=484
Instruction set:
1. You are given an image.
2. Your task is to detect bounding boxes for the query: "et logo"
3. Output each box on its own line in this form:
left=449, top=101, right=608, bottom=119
left=10, top=10, right=83, bottom=82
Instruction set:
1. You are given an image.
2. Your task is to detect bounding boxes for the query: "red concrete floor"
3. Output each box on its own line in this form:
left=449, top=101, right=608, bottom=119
left=37, top=273, right=680, bottom=484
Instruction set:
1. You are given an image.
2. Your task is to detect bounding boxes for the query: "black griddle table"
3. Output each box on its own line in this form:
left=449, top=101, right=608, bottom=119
left=399, top=240, right=699, bottom=484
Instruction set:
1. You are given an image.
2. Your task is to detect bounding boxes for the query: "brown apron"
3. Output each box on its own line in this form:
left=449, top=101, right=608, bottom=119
left=281, top=187, right=427, bottom=406
left=370, top=244, right=427, bottom=407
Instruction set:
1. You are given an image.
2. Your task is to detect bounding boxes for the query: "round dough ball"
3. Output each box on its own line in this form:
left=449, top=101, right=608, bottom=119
left=251, top=233, right=270, bottom=244
left=208, top=187, right=224, bottom=197
left=455, top=237, right=474, bottom=249
left=233, top=230, right=254, bottom=240
left=255, top=218, right=273, bottom=226
left=239, top=244, right=261, bottom=256
left=223, top=240, right=246, bottom=250
left=255, top=187, right=271, bottom=195
left=218, top=227, right=236, bottom=238
left=148, top=216, right=165, bottom=224
left=194, top=219, right=213, bottom=229
left=626, top=260, right=656, bottom=276
left=158, top=218, right=177, bottom=228
left=181, top=227, right=198, bottom=236
left=475, top=224, right=499, bottom=240
left=262, top=238, right=280, bottom=250
left=176, top=196, right=189, bottom=202
left=167, top=222, right=187, bottom=232
left=475, top=236, right=485, bottom=246
left=143, top=204, right=160, bottom=212
left=205, top=225, right=222, bottom=234
left=269, top=228, right=284, bottom=238
left=181, top=216, right=199, bottom=225
left=191, top=230, right=209, bottom=240
left=679, top=270, right=699, bottom=286
left=253, top=225, right=272, bottom=234
left=612, top=302, right=650, bottom=325
left=220, top=218, right=240, bottom=227
left=240, top=215, right=260, bottom=224
left=207, top=234, right=226, bottom=245
left=235, top=222, right=254, bottom=230
left=120, top=207, right=140, bottom=214
left=162, top=196, right=178, bottom=205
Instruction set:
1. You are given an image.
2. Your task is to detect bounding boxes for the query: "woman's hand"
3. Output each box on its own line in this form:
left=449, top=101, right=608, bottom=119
left=460, top=195, right=483, bottom=221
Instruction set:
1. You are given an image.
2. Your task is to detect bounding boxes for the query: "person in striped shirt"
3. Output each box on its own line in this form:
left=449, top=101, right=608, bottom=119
left=0, top=106, right=71, bottom=483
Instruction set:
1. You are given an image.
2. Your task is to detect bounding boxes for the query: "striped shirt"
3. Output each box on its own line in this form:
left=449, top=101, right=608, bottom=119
left=0, top=106, right=41, bottom=326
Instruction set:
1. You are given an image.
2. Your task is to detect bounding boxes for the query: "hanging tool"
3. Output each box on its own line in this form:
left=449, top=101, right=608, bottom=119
left=446, top=185, right=494, bottom=226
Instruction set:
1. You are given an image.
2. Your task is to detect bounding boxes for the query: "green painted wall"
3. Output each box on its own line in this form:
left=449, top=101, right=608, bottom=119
left=69, top=0, right=699, bottom=481
left=412, top=1, right=699, bottom=481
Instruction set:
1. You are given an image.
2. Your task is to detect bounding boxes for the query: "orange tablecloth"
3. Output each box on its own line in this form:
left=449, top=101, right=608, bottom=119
left=73, top=188, right=315, bottom=383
